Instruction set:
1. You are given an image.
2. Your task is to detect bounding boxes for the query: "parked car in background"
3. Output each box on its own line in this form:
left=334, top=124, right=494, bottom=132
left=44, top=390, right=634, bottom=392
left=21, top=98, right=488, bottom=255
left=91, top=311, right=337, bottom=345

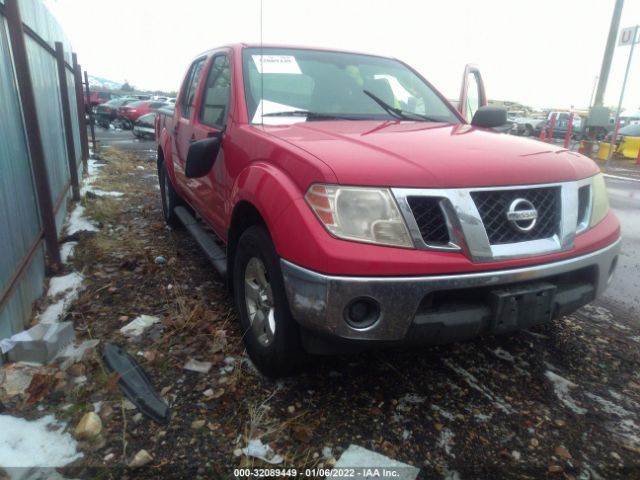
left=132, top=112, right=157, bottom=139
left=95, top=97, right=138, bottom=127
left=508, top=111, right=546, bottom=136
left=604, top=123, right=640, bottom=143
left=536, top=112, right=583, bottom=139
left=84, top=91, right=117, bottom=111
left=117, top=100, right=169, bottom=128
left=155, top=44, right=619, bottom=377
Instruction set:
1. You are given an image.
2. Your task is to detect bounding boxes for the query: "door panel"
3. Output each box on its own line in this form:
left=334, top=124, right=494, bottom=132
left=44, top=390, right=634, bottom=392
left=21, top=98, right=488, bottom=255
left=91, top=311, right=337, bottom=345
left=173, top=56, right=207, bottom=198
left=190, top=54, right=232, bottom=235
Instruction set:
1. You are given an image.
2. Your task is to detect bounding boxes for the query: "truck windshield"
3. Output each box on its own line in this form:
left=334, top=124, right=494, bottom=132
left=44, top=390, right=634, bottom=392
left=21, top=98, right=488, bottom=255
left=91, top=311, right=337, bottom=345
left=242, top=47, right=460, bottom=125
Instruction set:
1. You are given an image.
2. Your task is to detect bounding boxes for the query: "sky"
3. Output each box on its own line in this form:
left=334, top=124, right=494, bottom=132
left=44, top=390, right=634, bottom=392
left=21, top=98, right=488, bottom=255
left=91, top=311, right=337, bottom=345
left=46, top=0, right=640, bottom=112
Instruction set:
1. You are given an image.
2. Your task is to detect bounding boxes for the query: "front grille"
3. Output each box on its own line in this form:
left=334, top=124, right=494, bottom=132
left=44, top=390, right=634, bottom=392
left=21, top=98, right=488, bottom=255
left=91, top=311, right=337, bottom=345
left=471, top=187, right=560, bottom=244
left=407, top=197, right=450, bottom=245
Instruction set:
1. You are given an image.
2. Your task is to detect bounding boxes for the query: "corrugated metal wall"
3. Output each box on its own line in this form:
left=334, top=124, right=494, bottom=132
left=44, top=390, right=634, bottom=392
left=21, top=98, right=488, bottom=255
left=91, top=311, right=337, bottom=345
left=0, top=0, right=85, bottom=363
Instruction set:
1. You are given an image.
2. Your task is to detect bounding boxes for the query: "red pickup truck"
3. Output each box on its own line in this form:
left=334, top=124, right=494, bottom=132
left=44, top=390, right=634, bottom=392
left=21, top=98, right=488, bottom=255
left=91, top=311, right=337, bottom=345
left=156, top=44, right=620, bottom=377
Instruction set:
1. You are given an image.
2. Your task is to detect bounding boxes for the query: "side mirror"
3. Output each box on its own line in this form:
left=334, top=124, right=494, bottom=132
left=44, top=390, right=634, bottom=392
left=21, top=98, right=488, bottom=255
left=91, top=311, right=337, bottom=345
left=471, top=107, right=507, bottom=128
left=185, top=134, right=221, bottom=178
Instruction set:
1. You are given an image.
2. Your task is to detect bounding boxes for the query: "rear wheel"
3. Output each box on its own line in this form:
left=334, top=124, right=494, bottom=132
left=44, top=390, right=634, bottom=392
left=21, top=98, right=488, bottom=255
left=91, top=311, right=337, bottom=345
left=233, top=225, right=305, bottom=377
left=158, top=161, right=184, bottom=228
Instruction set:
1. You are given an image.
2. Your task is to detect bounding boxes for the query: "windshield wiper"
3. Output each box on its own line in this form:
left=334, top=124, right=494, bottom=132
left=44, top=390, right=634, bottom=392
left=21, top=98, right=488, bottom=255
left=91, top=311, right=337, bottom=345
left=362, top=90, right=439, bottom=122
left=261, top=110, right=355, bottom=121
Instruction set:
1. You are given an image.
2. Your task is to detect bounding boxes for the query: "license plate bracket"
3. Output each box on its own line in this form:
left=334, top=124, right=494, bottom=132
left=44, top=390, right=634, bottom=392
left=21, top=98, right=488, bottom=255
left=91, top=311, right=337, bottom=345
left=489, top=282, right=557, bottom=334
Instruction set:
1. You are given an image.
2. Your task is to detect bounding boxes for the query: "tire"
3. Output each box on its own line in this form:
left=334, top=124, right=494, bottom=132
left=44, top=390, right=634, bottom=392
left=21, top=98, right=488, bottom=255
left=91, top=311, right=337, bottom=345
left=158, top=161, right=184, bottom=228
left=233, top=225, right=305, bottom=377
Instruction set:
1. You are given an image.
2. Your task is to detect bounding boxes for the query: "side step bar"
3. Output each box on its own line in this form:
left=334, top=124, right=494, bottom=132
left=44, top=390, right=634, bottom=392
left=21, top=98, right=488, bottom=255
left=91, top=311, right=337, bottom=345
left=174, top=206, right=227, bottom=278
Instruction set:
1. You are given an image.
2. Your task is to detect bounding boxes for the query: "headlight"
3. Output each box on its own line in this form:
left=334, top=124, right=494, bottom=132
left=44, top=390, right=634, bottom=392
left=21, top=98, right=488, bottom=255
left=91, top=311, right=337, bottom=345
left=590, top=173, right=609, bottom=227
left=305, top=184, right=413, bottom=248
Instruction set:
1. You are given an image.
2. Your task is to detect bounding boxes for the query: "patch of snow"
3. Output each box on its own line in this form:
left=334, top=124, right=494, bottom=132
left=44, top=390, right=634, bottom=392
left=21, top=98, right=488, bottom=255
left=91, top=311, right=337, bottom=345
left=579, top=304, right=613, bottom=323
left=82, top=187, right=124, bottom=197
left=431, top=404, right=456, bottom=421
left=55, top=339, right=100, bottom=370
left=332, top=444, right=419, bottom=480
left=37, top=300, right=66, bottom=325
left=585, top=392, right=632, bottom=418
left=0, top=414, right=82, bottom=468
left=444, top=360, right=514, bottom=414
left=47, top=272, right=83, bottom=298
left=437, top=428, right=456, bottom=458
left=38, top=273, right=84, bottom=325
left=242, top=439, right=283, bottom=465
left=545, top=370, right=586, bottom=415
left=629, top=336, right=640, bottom=344
left=60, top=242, right=76, bottom=264
left=66, top=204, right=97, bottom=234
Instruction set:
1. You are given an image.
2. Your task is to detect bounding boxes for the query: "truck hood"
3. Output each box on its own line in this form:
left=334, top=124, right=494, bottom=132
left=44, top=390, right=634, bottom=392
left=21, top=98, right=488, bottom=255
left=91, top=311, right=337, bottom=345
left=265, top=121, right=598, bottom=188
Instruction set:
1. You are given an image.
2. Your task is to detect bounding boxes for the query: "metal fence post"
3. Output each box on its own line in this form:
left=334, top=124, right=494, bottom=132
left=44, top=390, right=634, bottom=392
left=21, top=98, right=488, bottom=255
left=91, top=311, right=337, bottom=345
left=83, top=70, right=97, bottom=153
left=54, top=42, right=80, bottom=201
left=5, top=0, right=61, bottom=267
left=72, top=53, right=89, bottom=169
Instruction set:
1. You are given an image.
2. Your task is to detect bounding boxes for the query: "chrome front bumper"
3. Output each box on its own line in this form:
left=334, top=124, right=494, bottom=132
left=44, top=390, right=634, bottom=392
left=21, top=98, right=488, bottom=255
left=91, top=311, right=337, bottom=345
left=280, top=238, right=621, bottom=342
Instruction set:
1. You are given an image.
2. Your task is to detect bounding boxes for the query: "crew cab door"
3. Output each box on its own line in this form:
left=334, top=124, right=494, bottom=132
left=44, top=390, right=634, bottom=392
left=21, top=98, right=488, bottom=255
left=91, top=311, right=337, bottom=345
left=457, top=64, right=487, bottom=122
left=184, top=53, right=232, bottom=234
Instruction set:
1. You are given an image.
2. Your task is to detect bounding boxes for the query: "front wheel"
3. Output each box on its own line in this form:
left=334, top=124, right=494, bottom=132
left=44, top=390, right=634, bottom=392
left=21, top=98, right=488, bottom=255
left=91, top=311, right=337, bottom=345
left=233, top=225, right=305, bottom=377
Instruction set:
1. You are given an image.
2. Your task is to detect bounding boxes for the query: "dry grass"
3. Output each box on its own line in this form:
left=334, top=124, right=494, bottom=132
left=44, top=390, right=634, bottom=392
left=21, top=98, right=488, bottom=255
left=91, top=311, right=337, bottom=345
left=82, top=196, right=123, bottom=225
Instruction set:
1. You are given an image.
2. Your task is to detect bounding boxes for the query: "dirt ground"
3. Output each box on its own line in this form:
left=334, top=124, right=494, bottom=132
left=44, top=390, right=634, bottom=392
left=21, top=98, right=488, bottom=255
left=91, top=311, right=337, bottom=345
left=2, top=131, right=640, bottom=480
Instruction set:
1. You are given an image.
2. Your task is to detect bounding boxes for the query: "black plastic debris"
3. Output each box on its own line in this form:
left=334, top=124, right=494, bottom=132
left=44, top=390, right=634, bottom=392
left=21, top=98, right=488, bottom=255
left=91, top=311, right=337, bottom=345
left=103, top=343, right=170, bottom=425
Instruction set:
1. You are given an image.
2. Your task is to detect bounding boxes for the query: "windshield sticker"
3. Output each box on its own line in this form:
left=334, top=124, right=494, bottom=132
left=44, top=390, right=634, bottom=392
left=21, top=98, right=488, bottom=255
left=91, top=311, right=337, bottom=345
left=252, top=100, right=308, bottom=125
left=252, top=55, right=302, bottom=74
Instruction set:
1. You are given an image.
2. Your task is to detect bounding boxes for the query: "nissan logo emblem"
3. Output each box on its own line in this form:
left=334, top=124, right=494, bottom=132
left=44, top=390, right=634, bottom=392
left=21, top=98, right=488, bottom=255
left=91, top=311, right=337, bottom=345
left=506, top=198, right=538, bottom=232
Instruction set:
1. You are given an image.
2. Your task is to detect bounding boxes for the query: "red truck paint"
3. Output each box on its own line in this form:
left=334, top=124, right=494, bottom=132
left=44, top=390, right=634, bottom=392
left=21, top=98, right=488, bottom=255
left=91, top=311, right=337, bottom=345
left=156, top=44, right=620, bottom=376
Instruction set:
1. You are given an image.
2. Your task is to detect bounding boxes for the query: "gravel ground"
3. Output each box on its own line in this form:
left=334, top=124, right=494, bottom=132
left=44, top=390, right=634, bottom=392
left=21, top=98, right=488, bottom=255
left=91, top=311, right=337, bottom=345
left=1, top=130, right=639, bottom=479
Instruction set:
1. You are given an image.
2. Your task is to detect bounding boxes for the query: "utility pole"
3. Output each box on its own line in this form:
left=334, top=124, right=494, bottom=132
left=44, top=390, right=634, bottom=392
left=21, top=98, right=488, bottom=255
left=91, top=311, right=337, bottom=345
left=593, top=0, right=624, bottom=107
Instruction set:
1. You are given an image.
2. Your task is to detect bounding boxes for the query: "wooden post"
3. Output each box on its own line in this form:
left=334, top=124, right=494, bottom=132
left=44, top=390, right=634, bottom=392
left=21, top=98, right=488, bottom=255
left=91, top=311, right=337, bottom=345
left=5, top=0, right=61, bottom=266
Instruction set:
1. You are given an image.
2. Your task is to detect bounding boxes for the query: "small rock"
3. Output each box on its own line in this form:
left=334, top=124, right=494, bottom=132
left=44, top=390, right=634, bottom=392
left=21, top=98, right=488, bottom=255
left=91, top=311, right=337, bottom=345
left=555, top=446, right=572, bottom=460
left=68, top=363, right=86, bottom=377
left=207, top=422, right=220, bottom=431
left=530, top=438, right=539, bottom=448
left=325, top=457, right=337, bottom=468
left=203, top=388, right=214, bottom=397
left=122, top=399, right=137, bottom=410
left=104, top=453, right=115, bottom=462
left=287, top=405, right=295, bottom=414
left=233, top=448, right=243, bottom=457
left=191, top=419, right=206, bottom=430
left=143, top=350, right=158, bottom=362
left=154, top=256, right=167, bottom=265
left=554, top=419, right=566, bottom=427
left=548, top=465, right=563, bottom=473
left=75, top=412, right=102, bottom=440
left=610, top=451, right=622, bottom=461
left=512, top=450, right=521, bottom=461
left=132, top=413, right=143, bottom=423
left=183, top=359, right=212, bottom=374
left=129, top=449, right=153, bottom=468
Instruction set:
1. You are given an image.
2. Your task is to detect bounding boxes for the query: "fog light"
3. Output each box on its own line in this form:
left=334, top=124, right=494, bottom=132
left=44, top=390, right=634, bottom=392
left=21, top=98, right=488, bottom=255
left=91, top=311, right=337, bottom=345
left=608, top=256, right=618, bottom=285
left=344, top=297, right=380, bottom=329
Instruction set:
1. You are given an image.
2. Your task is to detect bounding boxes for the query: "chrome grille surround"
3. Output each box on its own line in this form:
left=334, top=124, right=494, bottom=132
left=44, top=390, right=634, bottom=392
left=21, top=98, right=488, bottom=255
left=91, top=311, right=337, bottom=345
left=393, top=176, right=595, bottom=262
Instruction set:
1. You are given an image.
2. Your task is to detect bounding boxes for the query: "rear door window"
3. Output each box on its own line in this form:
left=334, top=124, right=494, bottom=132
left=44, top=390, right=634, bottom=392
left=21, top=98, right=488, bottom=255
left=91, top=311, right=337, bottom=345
left=180, top=57, right=206, bottom=119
